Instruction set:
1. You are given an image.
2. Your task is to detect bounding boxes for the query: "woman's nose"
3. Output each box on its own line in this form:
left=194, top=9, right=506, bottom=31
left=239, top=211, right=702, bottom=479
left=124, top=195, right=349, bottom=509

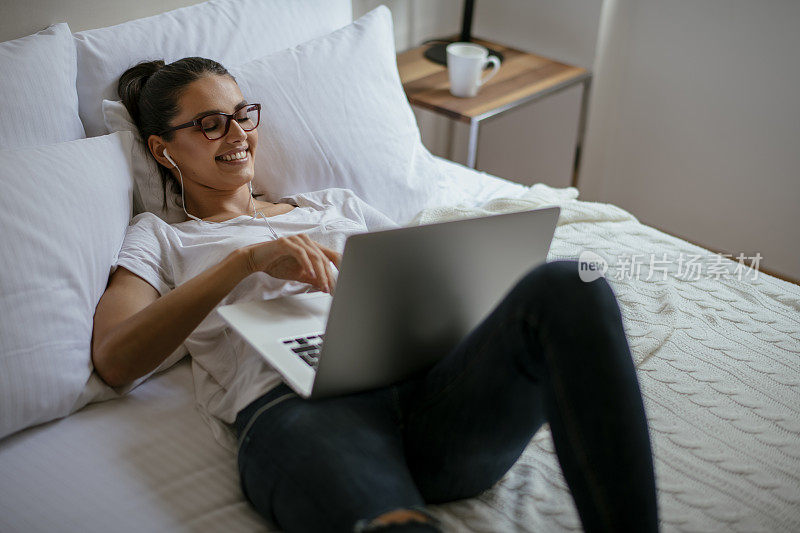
left=225, top=119, right=248, bottom=142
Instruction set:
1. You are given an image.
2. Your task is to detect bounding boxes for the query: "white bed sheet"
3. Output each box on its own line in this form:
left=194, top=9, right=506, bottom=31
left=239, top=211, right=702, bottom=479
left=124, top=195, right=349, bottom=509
left=1, top=158, right=798, bottom=533
left=429, top=157, right=529, bottom=211
left=0, top=356, right=267, bottom=532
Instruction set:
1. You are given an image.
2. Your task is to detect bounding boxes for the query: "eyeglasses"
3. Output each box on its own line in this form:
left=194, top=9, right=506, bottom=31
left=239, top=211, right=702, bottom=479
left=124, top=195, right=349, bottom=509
left=159, top=103, right=261, bottom=140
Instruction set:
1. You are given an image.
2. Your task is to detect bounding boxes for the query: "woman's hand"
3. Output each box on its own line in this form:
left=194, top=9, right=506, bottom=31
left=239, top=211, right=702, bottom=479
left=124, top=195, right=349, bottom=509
left=241, top=234, right=341, bottom=293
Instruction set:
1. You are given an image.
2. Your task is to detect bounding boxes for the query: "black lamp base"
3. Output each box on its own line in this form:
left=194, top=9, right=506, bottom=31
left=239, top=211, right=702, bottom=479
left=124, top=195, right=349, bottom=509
left=423, top=41, right=504, bottom=69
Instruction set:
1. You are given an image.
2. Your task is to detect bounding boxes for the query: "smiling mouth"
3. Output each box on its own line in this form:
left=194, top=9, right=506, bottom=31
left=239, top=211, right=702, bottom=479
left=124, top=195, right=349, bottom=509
left=216, top=149, right=249, bottom=162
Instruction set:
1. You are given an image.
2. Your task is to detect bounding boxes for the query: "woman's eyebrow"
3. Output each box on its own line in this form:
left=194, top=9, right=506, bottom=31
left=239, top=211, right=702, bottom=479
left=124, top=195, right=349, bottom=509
left=190, top=101, right=248, bottom=120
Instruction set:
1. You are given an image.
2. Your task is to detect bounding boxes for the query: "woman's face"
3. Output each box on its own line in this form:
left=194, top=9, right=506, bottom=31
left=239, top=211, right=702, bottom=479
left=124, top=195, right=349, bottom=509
left=153, top=74, right=258, bottom=194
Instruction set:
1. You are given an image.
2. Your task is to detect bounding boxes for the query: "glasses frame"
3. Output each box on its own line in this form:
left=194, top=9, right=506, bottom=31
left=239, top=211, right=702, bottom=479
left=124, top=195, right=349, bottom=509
left=158, top=103, right=261, bottom=140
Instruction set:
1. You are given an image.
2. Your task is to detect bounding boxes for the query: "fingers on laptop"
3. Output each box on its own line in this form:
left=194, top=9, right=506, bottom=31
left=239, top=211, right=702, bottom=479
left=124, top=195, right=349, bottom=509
left=297, top=234, right=335, bottom=293
left=315, top=244, right=340, bottom=294
left=287, top=235, right=325, bottom=292
left=255, top=234, right=338, bottom=293
left=321, top=246, right=342, bottom=268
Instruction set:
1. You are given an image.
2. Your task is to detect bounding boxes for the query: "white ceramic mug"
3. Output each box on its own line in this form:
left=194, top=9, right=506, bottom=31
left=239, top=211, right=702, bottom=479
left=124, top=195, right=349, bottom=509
left=446, top=42, right=501, bottom=98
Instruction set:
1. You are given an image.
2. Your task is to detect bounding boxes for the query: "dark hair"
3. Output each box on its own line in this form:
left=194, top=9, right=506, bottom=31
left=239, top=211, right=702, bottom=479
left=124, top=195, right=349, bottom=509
left=117, top=57, right=234, bottom=209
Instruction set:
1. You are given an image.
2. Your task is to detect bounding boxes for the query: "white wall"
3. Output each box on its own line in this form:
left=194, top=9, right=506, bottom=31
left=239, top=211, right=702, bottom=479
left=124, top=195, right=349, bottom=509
left=579, top=0, right=800, bottom=280
left=474, top=0, right=603, bottom=69
left=0, top=0, right=204, bottom=40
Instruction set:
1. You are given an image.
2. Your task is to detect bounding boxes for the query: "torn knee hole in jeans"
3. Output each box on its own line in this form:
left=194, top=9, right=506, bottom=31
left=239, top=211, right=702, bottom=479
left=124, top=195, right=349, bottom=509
left=353, top=508, right=442, bottom=532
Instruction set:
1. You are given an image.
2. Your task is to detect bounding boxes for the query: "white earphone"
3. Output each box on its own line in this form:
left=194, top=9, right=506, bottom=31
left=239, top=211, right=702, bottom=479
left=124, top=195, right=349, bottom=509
left=163, top=149, right=202, bottom=223
left=163, top=149, right=177, bottom=168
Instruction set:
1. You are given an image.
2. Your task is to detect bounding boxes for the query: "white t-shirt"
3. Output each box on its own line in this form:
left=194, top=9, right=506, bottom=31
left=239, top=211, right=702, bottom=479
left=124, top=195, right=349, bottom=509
left=113, top=188, right=398, bottom=451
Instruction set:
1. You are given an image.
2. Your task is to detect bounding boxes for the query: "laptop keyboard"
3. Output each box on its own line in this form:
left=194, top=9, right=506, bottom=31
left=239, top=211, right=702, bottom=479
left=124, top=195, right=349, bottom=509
left=281, top=333, right=325, bottom=369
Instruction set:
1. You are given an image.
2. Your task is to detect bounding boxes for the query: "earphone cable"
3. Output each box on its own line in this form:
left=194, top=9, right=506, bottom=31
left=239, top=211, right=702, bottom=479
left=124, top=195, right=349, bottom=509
left=170, top=154, right=278, bottom=239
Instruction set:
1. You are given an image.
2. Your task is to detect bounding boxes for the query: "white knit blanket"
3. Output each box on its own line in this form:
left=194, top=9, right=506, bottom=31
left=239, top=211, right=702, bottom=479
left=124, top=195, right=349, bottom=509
left=413, top=185, right=800, bottom=532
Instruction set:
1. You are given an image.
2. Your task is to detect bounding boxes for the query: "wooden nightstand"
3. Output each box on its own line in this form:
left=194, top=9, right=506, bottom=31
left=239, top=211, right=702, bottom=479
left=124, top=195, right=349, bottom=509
left=397, top=37, right=590, bottom=185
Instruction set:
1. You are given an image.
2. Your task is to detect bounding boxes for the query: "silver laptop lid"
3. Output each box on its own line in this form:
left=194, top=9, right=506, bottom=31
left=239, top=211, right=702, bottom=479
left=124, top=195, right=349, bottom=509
left=311, top=205, right=560, bottom=396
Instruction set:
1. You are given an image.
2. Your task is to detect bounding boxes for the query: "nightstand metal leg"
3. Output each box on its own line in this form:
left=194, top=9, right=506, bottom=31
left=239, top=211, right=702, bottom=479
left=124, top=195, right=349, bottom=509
left=572, top=76, right=593, bottom=188
left=467, top=118, right=480, bottom=169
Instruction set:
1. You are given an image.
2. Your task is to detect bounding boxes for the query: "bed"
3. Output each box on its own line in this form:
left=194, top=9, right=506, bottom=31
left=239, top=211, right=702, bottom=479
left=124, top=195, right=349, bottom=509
left=0, top=1, right=798, bottom=532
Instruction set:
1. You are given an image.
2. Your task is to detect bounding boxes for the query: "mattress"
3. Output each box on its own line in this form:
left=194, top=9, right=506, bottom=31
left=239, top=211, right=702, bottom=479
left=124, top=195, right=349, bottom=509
left=1, top=159, right=798, bottom=533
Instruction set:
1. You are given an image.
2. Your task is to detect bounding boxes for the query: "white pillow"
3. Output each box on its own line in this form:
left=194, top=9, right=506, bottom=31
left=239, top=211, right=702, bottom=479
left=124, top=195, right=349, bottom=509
left=0, top=132, right=135, bottom=440
left=75, top=0, right=352, bottom=137
left=103, top=99, right=188, bottom=224
left=104, top=6, right=445, bottom=226
left=232, top=6, right=444, bottom=225
left=0, top=23, right=85, bottom=148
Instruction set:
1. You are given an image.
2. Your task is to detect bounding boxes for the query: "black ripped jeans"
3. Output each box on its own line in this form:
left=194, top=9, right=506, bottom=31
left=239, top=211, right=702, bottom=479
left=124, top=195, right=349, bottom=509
left=234, top=260, right=659, bottom=532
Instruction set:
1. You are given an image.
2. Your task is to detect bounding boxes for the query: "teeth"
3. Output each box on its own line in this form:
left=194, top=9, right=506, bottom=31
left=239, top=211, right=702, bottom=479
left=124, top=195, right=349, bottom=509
left=219, top=150, right=247, bottom=161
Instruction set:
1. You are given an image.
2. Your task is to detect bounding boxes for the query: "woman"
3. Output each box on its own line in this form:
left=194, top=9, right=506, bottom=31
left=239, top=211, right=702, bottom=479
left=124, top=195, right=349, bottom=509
left=92, top=57, right=658, bottom=533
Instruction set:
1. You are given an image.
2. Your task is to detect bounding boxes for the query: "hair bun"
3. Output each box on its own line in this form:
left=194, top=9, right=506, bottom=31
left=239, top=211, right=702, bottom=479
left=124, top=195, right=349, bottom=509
left=117, top=60, right=166, bottom=127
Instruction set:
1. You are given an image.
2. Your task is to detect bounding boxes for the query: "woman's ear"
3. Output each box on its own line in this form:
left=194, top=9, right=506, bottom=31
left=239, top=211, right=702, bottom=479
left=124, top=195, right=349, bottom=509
left=148, top=135, right=173, bottom=169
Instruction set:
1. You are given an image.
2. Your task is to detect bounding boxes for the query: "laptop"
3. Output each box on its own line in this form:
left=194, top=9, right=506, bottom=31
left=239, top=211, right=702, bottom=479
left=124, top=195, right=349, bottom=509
left=217, top=205, right=560, bottom=400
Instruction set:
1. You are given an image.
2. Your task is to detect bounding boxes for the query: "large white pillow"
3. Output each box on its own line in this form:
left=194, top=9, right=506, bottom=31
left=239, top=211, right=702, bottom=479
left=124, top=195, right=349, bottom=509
left=104, top=99, right=242, bottom=228
left=0, top=132, right=135, bottom=440
left=75, top=0, right=352, bottom=137
left=232, top=6, right=444, bottom=224
left=104, top=6, right=445, bottom=225
left=0, top=23, right=85, bottom=148
left=103, top=100, right=187, bottom=223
